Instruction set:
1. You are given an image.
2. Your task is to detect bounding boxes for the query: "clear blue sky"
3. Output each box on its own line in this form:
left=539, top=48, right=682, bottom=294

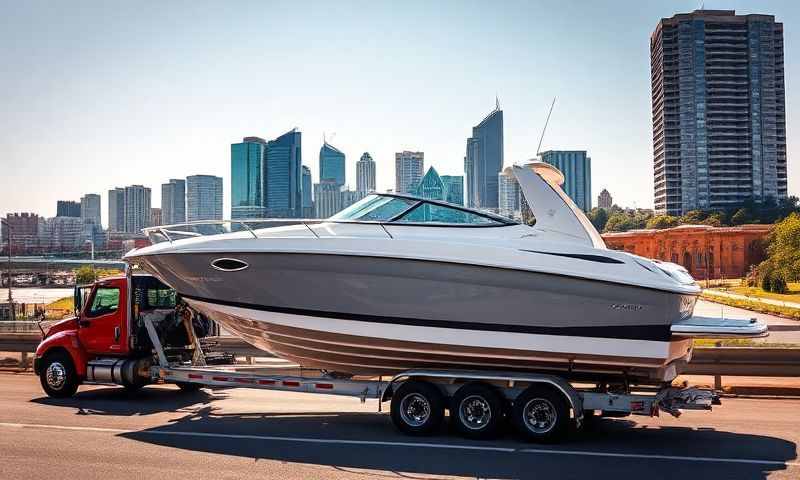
left=1, top=0, right=798, bottom=226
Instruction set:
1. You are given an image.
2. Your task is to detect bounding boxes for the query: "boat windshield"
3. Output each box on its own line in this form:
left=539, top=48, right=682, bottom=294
left=330, top=194, right=515, bottom=226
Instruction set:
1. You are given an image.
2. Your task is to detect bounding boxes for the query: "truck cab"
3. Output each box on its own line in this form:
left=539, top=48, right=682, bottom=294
left=34, top=272, right=208, bottom=397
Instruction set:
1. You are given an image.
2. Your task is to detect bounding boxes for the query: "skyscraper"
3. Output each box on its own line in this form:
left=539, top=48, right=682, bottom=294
left=107, top=188, right=125, bottom=232
left=186, top=175, right=223, bottom=221
left=465, top=104, right=503, bottom=210
left=319, top=141, right=345, bottom=187
left=161, top=178, right=186, bottom=225
left=231, top=137, right=266, bottom=219
left=80, top=194, right=101, bottom=226
left=441, top=176, right=464, bottom=206
left=56, top=200, right=81, bottom=217
left=302, top=165, right=313, bottom=218
left=395, top=151, right=424, bottom=194
left=150, top=208, right=162, bottom=227
left=597, top=189, right=613, bottom=210
left=356, top=152, right=376, bottom=195
left=123, top=185, right=151, bottom=233
left=540, top=151, right=592, bottom=212
left=265, top=129, right=302, bottom=218
left=498, top=171, right=521, bottom=219
left=651, top=10, right=787, bottom=215
left=313, top=181, right=342, bottom=219
left=412, top=167, right=445, bottom=201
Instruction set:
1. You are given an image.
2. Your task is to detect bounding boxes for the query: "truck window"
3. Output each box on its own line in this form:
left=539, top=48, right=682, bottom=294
left=86, top=288, right=120, bottom=317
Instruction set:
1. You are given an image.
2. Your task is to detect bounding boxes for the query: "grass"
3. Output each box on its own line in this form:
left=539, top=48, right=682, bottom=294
left=692, top=338, right=800, bottom=348
left=718, top=283, right=800, bottom=304
left=46, top=296, right=74, bottom=310
left=700, top=291, right=800, bottom=320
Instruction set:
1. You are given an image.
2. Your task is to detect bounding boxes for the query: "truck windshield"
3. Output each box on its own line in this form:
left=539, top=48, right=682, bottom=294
left=87, top=288, right=120, bottom=317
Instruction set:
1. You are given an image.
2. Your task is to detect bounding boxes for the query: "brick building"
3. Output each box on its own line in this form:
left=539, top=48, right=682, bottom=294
left=602, top=224, right=771, bottom=280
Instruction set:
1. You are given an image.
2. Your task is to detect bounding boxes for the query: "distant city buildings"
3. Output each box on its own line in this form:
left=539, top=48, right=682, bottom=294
left=356, top=152, right=376, bottom=196
left=319, top=142, right=345, bottom=187
left=498, top=170, right=522, bottom=219
left=56, top=200, right=81, bottom=217
left=107, top=188, right=125, bottom=233
left=466, top=103, right=503, bottom=210
left=150, top=208, right=162, bottom=227
left=40, top=216, right=84, bottom=252
left=186, top=175, right=223, bottom=221
left=2, top=213, right=40, bottom=254
left=598, top=189, right=613, bottom=210
left=411, top=167, right=464, bottom=206
left=161, top=178, right=186, bottom=225
left=123, top=185, right=152, bottom=233
left=231, top=137, right=266, bottom=219
left=80, top=194, right=101, bottom=226
left=395, top=151, right=424, bottom=194
left=441, top=175, right=464, bottom=206
left=651, top=10, right=787, bottom=215
left=302, top=165, right=313, bottom=218
left=314, top=181, right=342, bottom=219
left=265, top=129, right=303, bottom=218
left=539, top=150, right=592, bottom=211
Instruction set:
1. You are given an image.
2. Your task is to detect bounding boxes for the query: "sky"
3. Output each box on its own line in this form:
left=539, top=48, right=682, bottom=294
left=1, top=0, right=799, bottom=227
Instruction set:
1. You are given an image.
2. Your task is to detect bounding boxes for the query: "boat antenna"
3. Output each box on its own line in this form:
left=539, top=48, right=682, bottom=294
left=536, top=97, right=556, bottom=156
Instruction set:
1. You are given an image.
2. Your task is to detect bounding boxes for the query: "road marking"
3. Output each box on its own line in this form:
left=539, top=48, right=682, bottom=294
left=1, top=422, right=797, bottom=467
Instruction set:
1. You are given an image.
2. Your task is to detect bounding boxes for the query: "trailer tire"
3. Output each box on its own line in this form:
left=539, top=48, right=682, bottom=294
left=390, top=380, right=444, bottom=436
left=512, top=385, right=570, bottom=443
left=176, top=382, right=202, bottom=392
left=39, top=351, right=79, bottom=398
left=450, top=383, right=504, bottom=439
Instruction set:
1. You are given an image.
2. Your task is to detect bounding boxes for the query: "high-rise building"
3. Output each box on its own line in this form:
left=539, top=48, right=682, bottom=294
left=319, top=142, right=345, bottom=187
left=56, top=200, right=81, bottom=217
left=265, top=129, right=302, bottom=218
left=150, top=208, right=162, bottom=227
left=539, top=150, right=592, bottom=211
left=598, top=189, right=613, bottom=210
left=123, top=185, right=151, bottom=233
left=498, top=171, right=522, bottom=219
left=302, top=165, right=313, bottom=218
left=412, top=167, right=445, bottom=201
left=465, top=104, right=503, bottom=210
left=42, top=216, right=84, bottom=252
left=80, top=194, right=101, bottom=227
left=314, top=181, right=342, bottom=219
left=186, top=175, right=223, bottom=221
left=651, top=10, right=787, bottom=215
left=2, top=213, right=40, bottom=254
left=356, top=152, right=376, bottom=195
left=395, top=151, right=424, bottom=194
left=231, top=137, right=266, bottom=219
left=107, top=188, right=125, bottom=233
left=441, top=175, right=464, bottom=206
left=161, top=179, right=186, bottom=225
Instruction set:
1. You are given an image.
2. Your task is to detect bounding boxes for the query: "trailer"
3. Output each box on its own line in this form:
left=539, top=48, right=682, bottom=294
left=34, top=269, right=718, bottom=443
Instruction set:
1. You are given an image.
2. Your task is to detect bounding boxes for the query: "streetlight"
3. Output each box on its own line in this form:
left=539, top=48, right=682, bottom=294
left=1, top=218, right=14, bottom=321
left=84, top=239, right=95, bottom=261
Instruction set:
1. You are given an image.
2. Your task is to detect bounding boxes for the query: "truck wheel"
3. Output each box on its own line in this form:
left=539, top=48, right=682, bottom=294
left=512, top=385, right=570, bottom=443
left=390, top=380, right=444, bottom=436
left=175, top=382, right=202, bottom=392
left=39, top=351, right=79, bottom=398
left=450, top=383, right=505, bottom=439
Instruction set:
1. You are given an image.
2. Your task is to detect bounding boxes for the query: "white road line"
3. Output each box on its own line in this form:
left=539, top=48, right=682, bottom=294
left=1, top=422, right=797, bottom=467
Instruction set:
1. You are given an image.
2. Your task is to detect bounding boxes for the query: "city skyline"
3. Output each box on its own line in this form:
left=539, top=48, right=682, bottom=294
left=2, top=2, right=799, bottom=225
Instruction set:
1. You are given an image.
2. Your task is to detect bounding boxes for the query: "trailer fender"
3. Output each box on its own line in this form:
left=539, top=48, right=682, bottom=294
left=35, top=331, right=89, bottom=378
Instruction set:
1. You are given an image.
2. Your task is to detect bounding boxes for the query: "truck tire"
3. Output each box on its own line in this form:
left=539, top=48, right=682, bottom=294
left=511, top=385, right=570, bottom=443
left=390, top=380, right=445, bottom=436
left=39, top=351, right=80, bottom=398
left=450, top=383, right=505, bottom=439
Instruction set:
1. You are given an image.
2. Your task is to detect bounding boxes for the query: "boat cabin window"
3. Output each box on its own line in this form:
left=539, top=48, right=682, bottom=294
left=395, top=203, right=499, bottom=225
left=331, top=194, right=513, bottom=226
left=331, top=195, right=416, bottom=222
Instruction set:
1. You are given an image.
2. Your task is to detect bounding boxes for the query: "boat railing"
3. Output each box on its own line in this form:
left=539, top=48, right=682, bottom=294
left=142, top=219, right=325, bottom=244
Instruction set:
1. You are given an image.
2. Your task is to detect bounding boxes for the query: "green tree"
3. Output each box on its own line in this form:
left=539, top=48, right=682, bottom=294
left=587, top=207, right=609, bottom=232
left=760, top=213, right=800, bottom=282
left=680, top=210, right=708, bottom=225
left=75, top=265, right=97, bottom=285
left=731, top=208, right=754, bottom=226
left=646, top=215, right=679, bottom=229
left=604, top=212, right=635, bottom=232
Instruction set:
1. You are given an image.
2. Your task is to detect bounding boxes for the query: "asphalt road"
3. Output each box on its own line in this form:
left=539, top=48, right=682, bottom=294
left=1, top=373, right=798, bottom=479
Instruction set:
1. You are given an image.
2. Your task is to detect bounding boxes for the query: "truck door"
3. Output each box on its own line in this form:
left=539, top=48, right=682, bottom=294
left=78, top=285, right=126, bottom=354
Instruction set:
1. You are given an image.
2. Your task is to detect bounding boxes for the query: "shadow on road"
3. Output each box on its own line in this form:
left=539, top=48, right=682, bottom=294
left=114, top=403, right=796, bottom=479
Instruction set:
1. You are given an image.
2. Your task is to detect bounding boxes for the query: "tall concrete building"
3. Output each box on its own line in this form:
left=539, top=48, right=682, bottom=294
left=107, top=188, right=125, bottom=233
left=498, top=171, right=522, bottom=219
left=123, top=185, right=151, bottom=233
left=597, top=189, right=613, bottom=210
left=395, top=151, right=424, bottom=194
left=301, top=165, right=313, bottom=218
left=187, top=175, right=223, bottom=221
left=2, top=213, right=40, bottom=254
left=319, top=142, right=345, bottom=187
left=80, top=194, right=101, bottom=226
left=314, top=181, right=342, bottom=219
left=56, top=200, right=81, bottom=217
left=161, top=179, right=186, bottom=225
left=540, top=150, right=592, bottom=212
left=231, top=137, right=266, bottom=219
left=265, top=129, right=302, bottom=218
left=356, top=152, right=376, bottom=195
left=465, top=104, right=503, bottom=210
left=150, top=208, right=162, bottom=227
left=651, top=10, right=787, bottom=215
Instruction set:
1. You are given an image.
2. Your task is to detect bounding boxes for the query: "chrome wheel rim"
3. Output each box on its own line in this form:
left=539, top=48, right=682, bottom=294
left=399, top=393, right=431, bottom=427
left=46, top=362, right=67, bottom=390
left=523, top=398, right=557, bottom=434
left=459, top=395, right=492, bottom=430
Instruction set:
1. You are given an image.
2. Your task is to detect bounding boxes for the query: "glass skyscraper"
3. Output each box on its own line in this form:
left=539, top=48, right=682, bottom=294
left=319, top=142, right=345, bottom=187
left=395, top=151, right=424, bottom=194
left=161, top=178, right=186, bottom=225
left=441, top=175, right=464, bottom=206
left=356, top=152, right=376, bottom=195
left=80, top=194, right=101, bottom=226
left=302, top=165, right=313, bottom=218
left=651, top=10, right=787, bottom=215
left=231, top=137, right=266, bottom=219
left=465, top=105, right=503, bottom=210
left=539, top=150, right=592, bottom=212
left=265, top=129, right=302, bottom=218
left=186, top=175, right=223, bottom=221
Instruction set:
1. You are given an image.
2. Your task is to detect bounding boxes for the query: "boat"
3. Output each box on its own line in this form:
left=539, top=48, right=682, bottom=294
left=124, top=162, right=767, bottom=384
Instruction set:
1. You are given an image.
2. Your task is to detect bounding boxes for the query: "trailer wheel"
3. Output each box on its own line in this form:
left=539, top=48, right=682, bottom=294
left=39, top=351, right=79, bottom=398
left=390, top=380, right=444, bottom=436
left=450, top=383, right=504, bottom=439
left=512, top=385, right=570, bottom=443
left=175, top=382, right=202, bottom=392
